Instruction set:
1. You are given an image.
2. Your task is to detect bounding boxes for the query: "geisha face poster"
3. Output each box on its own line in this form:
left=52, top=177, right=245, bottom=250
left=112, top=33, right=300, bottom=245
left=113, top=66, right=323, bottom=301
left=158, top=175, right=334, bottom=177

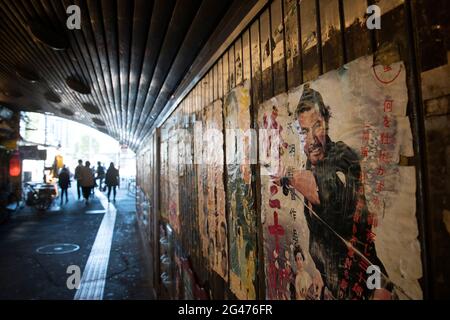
left=259, top=55, right=423, bottom=300
left=224, top=82, right=257, bottom=299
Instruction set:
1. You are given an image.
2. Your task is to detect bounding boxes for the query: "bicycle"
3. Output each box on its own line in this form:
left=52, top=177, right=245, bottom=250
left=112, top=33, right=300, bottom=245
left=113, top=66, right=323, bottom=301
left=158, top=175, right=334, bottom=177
left=24, top=182, right=58, bottom=212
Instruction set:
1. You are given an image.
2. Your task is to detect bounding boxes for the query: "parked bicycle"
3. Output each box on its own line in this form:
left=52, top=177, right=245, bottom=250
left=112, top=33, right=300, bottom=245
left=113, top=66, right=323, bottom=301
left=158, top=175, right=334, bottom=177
left=24, top=182, right=58, bottom=212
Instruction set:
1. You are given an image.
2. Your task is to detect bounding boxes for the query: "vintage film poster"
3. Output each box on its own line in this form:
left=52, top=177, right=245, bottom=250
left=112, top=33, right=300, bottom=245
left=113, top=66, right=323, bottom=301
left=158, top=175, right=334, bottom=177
left=196, top=98, right=209, bottom=261
left=168, top=120, right=181, bottom=234
left=160, top=134, right=170, bottom=221
left=224, top=82, right=257, bottom=299
left=259, top=91, right=305, bottom=300
left=197, top=130, right=209, bottom=262
left=259, top=55, right=422, bottom=300
left=198, top=100, right=229, bottom=281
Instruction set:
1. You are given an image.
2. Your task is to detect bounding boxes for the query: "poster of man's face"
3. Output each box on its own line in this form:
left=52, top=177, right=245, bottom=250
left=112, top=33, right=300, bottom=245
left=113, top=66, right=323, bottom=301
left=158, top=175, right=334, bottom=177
left=299, top=111, right=326, bottom=165
left=296, top=94, right=329, bottom=165
left=260, top=55, right=423, bottom=300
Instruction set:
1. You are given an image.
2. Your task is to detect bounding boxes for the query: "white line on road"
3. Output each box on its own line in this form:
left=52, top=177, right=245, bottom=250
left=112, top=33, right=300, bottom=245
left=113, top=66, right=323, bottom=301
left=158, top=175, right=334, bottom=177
left=74, top=190, right=116, bottom=300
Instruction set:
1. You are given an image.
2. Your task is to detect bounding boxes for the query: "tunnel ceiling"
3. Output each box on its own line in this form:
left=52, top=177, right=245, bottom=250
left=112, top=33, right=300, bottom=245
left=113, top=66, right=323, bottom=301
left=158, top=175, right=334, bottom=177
left=0, top=0, right=257, bottom=151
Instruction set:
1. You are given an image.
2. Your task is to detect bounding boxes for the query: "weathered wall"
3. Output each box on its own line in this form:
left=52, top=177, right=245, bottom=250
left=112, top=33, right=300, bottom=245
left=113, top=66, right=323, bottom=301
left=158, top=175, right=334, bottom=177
left=135, top=0, right=448, bottom=300
left=413, top=0, right=450, bottom=299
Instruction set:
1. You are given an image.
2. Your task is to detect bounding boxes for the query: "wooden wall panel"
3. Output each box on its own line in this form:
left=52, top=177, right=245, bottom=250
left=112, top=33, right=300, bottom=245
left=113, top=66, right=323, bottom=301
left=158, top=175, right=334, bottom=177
left=271, top=0, right=287, bottom=95
left=284, top=0, right=302, bottom=89
left=223, top=51, right=230, bottom=95
left=251, top=20, right=262, bottom=105
left=300, top=0, right=320, bottom=81
left=260, top=9, right=273, bottom=100
left=320, top=0, right=344, bottom=72
left=235, top=37, right=244, bottom=86
left=343, top=0, right=372, bottom=62
left=243, top=30, right=252, bottom=83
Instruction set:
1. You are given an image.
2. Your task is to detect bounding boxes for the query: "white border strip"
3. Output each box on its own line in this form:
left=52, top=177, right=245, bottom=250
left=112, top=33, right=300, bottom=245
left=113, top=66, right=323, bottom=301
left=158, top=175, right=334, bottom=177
left=74, top=190, right=117, bottom=300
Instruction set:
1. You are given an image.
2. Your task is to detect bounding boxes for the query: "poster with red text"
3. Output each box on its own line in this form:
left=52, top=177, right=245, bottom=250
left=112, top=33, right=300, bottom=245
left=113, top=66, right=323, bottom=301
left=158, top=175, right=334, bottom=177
left=259, top=55, right=422, bottom=300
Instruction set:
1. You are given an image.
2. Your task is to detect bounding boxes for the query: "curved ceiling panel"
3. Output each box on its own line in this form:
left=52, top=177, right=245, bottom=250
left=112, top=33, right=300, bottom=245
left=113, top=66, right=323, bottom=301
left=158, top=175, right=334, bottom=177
left=0, top=0, right=256, bottom=151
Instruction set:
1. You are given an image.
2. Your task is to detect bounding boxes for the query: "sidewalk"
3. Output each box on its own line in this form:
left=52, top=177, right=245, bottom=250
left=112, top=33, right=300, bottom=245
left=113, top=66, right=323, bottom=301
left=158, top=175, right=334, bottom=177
left=0, top=185, right=154, bottom=300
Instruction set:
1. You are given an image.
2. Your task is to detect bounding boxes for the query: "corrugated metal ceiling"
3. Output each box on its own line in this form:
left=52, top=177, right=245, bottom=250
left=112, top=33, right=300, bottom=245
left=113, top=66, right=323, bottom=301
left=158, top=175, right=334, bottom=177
left=0, top=0, right=256, bottom=151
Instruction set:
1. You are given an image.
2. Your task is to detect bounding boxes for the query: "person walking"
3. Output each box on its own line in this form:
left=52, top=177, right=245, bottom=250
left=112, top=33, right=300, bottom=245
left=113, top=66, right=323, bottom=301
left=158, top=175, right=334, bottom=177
left=105, top=163, right=120, bottom=202
left=58, top=166, right=71, bottom=205
left=74, top=159, right=83, bottom=200
left=79, top=161, right=95, bottom=205
left=96, top=162, right=106, bottom=191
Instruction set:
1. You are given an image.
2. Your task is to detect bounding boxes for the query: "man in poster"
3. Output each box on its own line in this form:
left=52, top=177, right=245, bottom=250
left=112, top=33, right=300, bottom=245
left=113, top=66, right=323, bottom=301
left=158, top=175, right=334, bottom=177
left=281, top=85, right=393, bottom=300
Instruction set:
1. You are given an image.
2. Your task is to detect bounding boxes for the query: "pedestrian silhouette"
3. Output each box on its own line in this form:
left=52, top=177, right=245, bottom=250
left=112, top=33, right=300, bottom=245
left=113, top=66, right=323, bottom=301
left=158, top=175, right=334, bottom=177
left=105, top=163, right=120, bottom=202
left=96, top=162, right=106, bottom=191
left=58, top=166, right=71, bottom=205
left=74, top=159, right=83, bottom=200
left=79, top=161, right=95, bottom=205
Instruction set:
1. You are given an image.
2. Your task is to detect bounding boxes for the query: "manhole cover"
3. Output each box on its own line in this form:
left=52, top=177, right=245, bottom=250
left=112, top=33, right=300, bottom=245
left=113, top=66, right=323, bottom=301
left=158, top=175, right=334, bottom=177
left=85, top=210, right=106, bottom=215
left=36, top=244, right=80, bottom=255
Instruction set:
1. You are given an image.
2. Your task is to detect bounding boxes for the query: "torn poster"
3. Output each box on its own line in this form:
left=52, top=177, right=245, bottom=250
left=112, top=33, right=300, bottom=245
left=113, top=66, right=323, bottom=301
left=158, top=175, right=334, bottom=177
left=198, top=100, right=229, bottom=281
left=224, top=82, right=257, bottom=299
left=259, top=55, right=422, bottom=300
left=169, top=130, right=180, bottom=234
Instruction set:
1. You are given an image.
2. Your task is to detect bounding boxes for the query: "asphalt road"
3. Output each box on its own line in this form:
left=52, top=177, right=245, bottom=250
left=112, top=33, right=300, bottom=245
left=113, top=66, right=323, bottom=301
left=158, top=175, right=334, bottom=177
left=0, top=185, right=154, bottom=300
